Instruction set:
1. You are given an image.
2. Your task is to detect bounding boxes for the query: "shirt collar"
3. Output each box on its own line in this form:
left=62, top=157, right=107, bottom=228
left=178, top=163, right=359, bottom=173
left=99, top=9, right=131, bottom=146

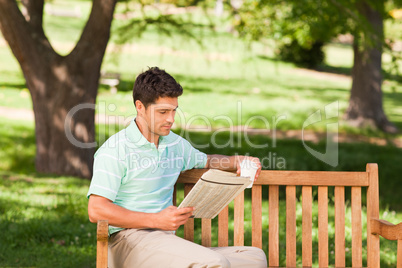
left=126, top=118, right=169, bottom=148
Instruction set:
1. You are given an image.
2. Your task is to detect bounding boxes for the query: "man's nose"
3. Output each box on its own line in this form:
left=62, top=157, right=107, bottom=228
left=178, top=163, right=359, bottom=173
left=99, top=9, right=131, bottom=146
left=167, top=112, right=175, bottom=123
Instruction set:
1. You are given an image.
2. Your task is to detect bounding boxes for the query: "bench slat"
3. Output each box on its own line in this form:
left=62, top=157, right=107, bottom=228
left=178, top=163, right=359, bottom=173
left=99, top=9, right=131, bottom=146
left=269, top=185, right=279, bottom=267
left=184, top=184, right=194, bottom=242
left=218, top=206, right=229, bottom=247
left=177, top=169, right=369, bottom=186
left=234, top=192, right=244, bottom=246
left=302, top=186, right=312, bottom=267
left=335, top=186, right=346, bottom=267
left=252, top=185, right=262, bottom=249
left=258, top=171, right=369, bottom=186
left=202, top=219, right=211, bottom=247
left=286, top=186, right=297, bottom=267
left=352, top=187, right=363, bottom=267
left=318, top=186, right=329, bottom=267
left=367, top=163, right=380, bottom=268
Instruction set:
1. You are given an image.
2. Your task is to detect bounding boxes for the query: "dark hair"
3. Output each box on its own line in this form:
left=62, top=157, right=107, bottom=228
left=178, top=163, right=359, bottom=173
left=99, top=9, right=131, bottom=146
left=133, top=67, right=183, bottom=108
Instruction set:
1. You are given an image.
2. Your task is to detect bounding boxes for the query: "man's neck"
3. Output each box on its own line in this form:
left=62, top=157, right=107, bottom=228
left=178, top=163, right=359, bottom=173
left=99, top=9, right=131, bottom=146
left=135, top=117, right=159, bottom=148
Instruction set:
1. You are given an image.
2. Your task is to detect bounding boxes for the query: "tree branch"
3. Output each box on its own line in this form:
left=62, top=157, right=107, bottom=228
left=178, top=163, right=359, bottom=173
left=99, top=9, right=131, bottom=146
left=21, top=0, right=45, bottom=35
left=0, top=0, right=53, bottom=68
left=70, top=0, right=117, bottom=60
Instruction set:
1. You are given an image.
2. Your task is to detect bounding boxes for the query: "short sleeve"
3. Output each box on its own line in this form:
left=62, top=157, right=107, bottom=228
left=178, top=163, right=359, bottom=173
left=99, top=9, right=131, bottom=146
left=181, top=139, right=208, bottom=171
left=87, top=147, right=126, bottom=201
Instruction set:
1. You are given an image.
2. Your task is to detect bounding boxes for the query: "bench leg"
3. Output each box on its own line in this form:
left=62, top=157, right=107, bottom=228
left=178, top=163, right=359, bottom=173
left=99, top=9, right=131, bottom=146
left=97, top=220, right=109, bottom=268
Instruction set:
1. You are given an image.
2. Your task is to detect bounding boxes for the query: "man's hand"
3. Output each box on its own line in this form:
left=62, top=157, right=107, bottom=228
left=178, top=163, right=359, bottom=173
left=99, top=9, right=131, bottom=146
left=236, top=156, right=262, bottom=182
left=153, top=206, right=194, bottom=231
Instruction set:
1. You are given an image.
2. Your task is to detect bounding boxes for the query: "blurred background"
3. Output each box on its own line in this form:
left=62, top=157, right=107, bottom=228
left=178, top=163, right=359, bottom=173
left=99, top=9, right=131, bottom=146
left=0, top=0, right=401, bottom=266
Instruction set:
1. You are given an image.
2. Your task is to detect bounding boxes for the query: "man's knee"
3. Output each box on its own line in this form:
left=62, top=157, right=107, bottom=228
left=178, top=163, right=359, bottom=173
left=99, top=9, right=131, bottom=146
left=203, top=251, right=231, bottom=268
left=244, top=247, right=267, bottom=267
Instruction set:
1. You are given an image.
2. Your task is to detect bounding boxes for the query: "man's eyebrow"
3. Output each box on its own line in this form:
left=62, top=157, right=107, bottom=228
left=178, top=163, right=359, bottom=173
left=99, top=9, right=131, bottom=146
left=156, top=106, right=179, bottom=110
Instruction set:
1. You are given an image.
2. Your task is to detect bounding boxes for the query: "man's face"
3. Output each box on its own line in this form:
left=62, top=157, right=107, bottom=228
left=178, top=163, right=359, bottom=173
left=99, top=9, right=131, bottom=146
left=138, top=97, right=178, bottom=137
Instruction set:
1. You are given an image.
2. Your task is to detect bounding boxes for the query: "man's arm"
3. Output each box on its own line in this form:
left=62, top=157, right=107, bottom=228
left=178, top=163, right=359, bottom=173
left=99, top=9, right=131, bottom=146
left=205, top=154, right=262, bottom=181
left=88, top=195, right=194, bottom=231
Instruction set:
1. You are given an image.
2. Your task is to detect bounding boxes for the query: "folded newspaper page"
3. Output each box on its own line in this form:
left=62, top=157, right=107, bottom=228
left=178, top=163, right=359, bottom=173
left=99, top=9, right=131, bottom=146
left=178, top=169, right=251, bottom=219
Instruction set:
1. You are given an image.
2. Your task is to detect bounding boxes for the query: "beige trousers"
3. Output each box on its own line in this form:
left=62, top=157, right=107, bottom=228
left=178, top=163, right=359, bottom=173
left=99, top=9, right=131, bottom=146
left=108, top=229, right=267, bottom=268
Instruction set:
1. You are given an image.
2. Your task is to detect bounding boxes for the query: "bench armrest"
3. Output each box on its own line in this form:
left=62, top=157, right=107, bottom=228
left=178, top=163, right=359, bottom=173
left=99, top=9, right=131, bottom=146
left=371, top=218, right=402, bottom=240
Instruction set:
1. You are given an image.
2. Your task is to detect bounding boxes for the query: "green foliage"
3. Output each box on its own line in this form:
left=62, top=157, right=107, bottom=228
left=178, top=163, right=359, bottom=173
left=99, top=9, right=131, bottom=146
left=233, top=0, right=352, bottom=67
left=112, top=1, right=214, bottom=47
left=233, top=0, right=402, bottom=70
left=279, top=40, right=325, bottom=68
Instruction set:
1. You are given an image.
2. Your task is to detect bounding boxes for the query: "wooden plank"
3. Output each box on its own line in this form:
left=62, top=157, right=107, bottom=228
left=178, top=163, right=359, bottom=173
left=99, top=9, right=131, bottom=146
left=398, top=239, right=402, bottom=268
left=177, top=169, right=369, bottom=186
left=318, top=186, right=328, bottom=268
left=183, top=183, right=194, bottom=242
left=351, top=187, right=362, bottom=267
left=302, top=186, right=312, bottom=267
left=202, top=218, right=211, bottom=247
left=173, top=184, right=177, bottom=206
left=286, top=186, right=297, bottom=267
left=234, top=191, right=244, bottom=246
left=269, top=185, right=279, bottom=267
left=335, top=186, right=345, bottom=267
left=367, top=163, right=380, bottom=268
left=218, top=206, right=229, bottom=247
left=177, top=169, right=208, bottom=183
left=97, top=220, right=109, bottom=268
left=252, top=185, right=263, bottom=249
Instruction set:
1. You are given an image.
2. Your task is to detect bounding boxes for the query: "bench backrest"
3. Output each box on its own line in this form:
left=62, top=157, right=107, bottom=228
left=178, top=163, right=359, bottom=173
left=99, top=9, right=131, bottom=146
left=174, top=163, right=380, bottom=268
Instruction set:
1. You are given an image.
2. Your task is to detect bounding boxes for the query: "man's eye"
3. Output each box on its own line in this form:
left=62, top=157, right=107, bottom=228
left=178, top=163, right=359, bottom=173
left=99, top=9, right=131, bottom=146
left=160, top=111, right=166, bottom=114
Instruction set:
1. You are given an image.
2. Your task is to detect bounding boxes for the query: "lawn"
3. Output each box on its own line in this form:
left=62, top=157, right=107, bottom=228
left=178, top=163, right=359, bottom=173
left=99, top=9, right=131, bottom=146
left=1, top=118, right=402, bottom=267
left=1, top=0, right=402, bottom=267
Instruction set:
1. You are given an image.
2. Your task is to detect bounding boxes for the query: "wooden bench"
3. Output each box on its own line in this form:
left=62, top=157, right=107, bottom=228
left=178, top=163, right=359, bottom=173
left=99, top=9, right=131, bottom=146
left=96, top=163, right=402, bottom=267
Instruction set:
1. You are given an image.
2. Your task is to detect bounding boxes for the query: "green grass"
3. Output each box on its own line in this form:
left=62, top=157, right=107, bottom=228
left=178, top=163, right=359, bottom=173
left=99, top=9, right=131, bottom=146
left=1, top=118, right=402, bottom=267
left=0, top=174, right=96, bottom=267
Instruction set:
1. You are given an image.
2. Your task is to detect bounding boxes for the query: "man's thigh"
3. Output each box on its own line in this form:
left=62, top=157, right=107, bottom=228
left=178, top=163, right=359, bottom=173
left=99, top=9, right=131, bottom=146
left=108, top=229, right=230, bottom=268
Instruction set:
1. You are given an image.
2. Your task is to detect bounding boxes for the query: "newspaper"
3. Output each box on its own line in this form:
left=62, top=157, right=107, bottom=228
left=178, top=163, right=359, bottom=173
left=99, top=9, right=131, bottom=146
left=178, top=169, right=252, bottom=219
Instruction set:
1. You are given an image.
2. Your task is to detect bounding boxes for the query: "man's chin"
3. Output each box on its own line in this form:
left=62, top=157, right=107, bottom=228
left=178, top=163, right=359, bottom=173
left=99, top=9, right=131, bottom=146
left=159, top=128, right=171, bottom=136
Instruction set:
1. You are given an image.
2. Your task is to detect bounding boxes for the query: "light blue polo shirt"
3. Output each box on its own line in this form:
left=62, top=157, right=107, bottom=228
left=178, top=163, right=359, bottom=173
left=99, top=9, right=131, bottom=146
left=87, top=119, right=208, bottom=234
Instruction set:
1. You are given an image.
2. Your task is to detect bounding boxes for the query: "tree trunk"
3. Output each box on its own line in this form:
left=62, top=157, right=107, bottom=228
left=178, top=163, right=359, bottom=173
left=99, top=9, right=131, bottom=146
left=345, top=0, right=398, bottom=133
left=30, top=54, right=98, bottom=178
left=0, top=0, right=117, bottom=178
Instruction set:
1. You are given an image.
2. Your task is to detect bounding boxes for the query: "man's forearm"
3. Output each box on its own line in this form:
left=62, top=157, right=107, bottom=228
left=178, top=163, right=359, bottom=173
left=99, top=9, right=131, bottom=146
left=205, top=154, right=238, bottom=171
left=88, top=195, right=156, bottom=229
left=88, top=195, right=194, bottom=231
left=205, top=154, right=262, bottom=180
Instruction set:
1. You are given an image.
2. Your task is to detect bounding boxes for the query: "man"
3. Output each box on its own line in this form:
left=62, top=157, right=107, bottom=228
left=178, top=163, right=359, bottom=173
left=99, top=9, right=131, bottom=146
left=87, top=67, right=267, bottom=268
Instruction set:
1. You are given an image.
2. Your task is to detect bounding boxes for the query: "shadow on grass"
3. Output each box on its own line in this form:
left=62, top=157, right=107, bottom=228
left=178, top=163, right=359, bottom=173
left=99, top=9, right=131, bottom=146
left=258, top=52, right=402, bottom=85
left=0, top=216, right=96, bottom=267
left=0, top=123, right=36, bottom=174
left=0, top=82, right=27, bottom=89
left=0, top=175, right=90, bottom=268
left=315, top=64, right=352, bottom=76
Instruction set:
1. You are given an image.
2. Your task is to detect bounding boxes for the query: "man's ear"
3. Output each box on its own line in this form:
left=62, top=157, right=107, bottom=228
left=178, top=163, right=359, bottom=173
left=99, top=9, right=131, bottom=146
left=135, top=100, right=145, bottom=115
